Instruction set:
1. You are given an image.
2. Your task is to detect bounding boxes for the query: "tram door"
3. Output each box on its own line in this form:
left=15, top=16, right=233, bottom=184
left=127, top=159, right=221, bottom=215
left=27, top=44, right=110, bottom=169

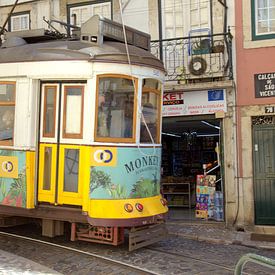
left=38, top=83, right=85, bottom=206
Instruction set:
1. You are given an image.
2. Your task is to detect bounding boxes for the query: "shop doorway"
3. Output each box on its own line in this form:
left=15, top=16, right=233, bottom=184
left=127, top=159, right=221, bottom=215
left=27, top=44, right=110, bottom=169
left=161, top=115, right=224, bottom=222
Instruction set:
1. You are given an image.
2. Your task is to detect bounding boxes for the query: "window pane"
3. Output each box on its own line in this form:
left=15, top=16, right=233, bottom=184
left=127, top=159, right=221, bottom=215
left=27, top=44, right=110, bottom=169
left=0, top=106, right=15, bottom=142
left=270, top=19, right=275, bottom=31
left=270, top=7, right=275, bottom=18
left=140, top=79, right=161, bottom=144
left=97, top=77, right=135, bottom=139
left=0, top=83, right=15, bottom=102
left=64, top=149, right=79, bottom=193
left=143, top=79, right=161, bottom=90
left=256, top=0, right=275, bottom=34
left=43, top=87, right=56, bottom=137
left=258, top=20, right=268, bottom=32
left=71, top=7, right=90, bottom=26
left=258, top=9, right=268, bottom=20
left=64, top=87, right=83, bottom=137
left=258, top=0, right=268, bottom=8
left=43, top=147, right=52, bottom=190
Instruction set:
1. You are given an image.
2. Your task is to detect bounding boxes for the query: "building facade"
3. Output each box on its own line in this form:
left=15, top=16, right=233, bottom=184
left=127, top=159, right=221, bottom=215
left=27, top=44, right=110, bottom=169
left=235, top=0, right=275, bottom=234
left=0, top=0, right=251, bottom=230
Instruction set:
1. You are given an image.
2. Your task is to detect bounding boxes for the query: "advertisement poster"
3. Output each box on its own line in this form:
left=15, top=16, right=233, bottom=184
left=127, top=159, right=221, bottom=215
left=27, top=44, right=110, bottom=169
left=195, top=175, right=216, bottom=219
left=162, top=89, right=226, bottom=117
left=90, top=147, right=161, bottom=199
left=0, top=150, right=26, bottom=208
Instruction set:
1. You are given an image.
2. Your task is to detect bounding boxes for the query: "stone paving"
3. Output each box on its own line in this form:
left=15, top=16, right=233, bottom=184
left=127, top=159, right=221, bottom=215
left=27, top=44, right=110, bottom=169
left=0, top=212, right=274, bottom=274
left=0, top=249, right=61, bottom=275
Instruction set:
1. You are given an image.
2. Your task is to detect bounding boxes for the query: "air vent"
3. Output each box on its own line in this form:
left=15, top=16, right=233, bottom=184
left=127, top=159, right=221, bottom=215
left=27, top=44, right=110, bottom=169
left=80, top=15, right=151, bottom=51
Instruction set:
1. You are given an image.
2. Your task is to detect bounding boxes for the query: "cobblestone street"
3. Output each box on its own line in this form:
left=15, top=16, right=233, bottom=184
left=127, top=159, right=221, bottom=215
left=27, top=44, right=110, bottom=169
left=0, top=221, right=275, bottom=275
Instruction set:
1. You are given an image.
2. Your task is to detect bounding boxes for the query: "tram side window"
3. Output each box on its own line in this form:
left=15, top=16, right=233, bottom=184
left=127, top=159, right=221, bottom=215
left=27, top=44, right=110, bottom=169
left=43, top=86, right=57, bottom=137
left=63, top=86, right=84, bottom=139
left=0, top=82, right=15, bottom=145
left=95, top=76, right=136, bottom=141
left=140, top=79, right=161, bottom=144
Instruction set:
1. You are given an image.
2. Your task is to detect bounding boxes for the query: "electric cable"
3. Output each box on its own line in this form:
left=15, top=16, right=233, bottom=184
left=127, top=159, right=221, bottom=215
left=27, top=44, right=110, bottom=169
left=118, top=0, right=157, bottom=156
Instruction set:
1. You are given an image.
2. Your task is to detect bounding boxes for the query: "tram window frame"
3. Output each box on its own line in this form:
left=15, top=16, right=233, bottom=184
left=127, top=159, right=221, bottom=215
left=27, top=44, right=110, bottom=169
left=140, top=79, right=162, bottom=144
left=0, top=82, right=16, bottom=146
left=94, top=74, right=137, bottom=143
left=42, top=85, right=57, bottom=138
left=63, top=85, right=84, bottom=139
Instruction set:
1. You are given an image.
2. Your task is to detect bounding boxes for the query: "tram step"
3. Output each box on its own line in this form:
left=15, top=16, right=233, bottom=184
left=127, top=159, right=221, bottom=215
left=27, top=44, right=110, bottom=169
left=128, top=222, right=167, bottom=251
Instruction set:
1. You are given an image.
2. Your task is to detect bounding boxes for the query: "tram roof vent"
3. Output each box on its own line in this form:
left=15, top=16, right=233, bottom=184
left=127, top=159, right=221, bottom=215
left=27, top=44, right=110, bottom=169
left=80, top=15, right=151, bottom=51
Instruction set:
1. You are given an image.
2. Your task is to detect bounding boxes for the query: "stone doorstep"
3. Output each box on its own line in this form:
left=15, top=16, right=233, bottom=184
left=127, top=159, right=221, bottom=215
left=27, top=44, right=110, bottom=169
left=251, top=233, right=275, bottom=242
left=168, top=231, right=275, bottom=251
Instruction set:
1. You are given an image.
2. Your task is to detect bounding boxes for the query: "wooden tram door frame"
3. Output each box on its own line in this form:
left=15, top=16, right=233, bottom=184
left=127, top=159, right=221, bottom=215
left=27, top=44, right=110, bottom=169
left=252, top=118, right=275, bottom=225
left=38, top=83, right=85, bottom=206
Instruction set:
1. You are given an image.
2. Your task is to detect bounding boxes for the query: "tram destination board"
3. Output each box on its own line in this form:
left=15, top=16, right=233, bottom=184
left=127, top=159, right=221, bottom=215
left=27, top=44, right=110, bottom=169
left=254, top=72, right=275, bottom=98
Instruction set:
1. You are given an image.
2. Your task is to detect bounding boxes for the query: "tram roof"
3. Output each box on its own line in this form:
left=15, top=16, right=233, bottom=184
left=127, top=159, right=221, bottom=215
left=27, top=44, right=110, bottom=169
left=0, top=16, right=164, bottom=71
left=0, top=39, right=164, bottom=71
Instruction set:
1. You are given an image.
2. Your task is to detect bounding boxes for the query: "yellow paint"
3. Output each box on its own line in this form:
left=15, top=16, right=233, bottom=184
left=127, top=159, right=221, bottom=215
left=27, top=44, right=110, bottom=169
left=81, top=147, right=91, bottom=212
left=88, top=195, right=168, bottom=219
left=90, top=147, right=117, bottom=167
left=26, top=151, right=36, bottom=209
left=38, top=144, right=57, bottom=204
left=57, top=144, right=83, bottom=205
left=0, top=156, right=18, bottom=178
left=36, top=144, right=167, bottom=223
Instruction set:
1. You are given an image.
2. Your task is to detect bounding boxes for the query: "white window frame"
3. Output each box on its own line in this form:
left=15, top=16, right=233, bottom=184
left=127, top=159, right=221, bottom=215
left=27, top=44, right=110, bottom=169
left=69, top=2, right=111, bottom=27
left=10, top=13, right=30, bottom=32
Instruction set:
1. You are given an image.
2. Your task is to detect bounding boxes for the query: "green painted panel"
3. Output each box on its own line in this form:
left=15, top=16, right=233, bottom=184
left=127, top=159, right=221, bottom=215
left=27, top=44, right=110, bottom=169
left=253, top=125, right=275, bottom=225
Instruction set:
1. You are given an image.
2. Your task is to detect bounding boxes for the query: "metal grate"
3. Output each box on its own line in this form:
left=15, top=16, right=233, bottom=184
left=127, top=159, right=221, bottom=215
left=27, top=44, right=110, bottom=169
left=252, top=116, right=275, bottom=125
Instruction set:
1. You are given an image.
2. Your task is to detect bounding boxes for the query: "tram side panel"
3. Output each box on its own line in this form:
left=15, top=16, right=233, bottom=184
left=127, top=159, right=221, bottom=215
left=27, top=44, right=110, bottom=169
left=87, top=146, right=166, bottom=226
left=0, top=78, right=37, bottom=210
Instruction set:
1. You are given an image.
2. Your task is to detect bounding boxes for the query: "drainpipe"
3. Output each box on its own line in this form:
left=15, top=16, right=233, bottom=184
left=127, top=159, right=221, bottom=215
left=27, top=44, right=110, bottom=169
left=210, top=0, right=213, bottom=47
left=158, top=0, right=163, bottom=61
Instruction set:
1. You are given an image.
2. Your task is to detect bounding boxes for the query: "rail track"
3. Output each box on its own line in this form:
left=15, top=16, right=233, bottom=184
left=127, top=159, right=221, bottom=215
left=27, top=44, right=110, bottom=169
left=0, top=225, right=273, bottom=275
left=0, top=231, right=157, bottom=275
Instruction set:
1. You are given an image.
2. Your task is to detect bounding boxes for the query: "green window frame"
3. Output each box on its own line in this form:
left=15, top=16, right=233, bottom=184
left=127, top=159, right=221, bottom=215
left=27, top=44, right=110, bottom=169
left=252, top=0, right=275, bottom=40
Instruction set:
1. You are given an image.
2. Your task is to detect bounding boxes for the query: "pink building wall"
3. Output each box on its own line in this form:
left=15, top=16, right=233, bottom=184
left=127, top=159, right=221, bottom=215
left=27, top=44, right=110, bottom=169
left=236, top=1, right=275, bottom=106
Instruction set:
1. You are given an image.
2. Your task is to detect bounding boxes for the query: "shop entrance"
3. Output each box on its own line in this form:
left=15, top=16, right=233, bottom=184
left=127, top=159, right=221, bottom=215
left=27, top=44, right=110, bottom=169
left=161, top=115, right=224, bottom=221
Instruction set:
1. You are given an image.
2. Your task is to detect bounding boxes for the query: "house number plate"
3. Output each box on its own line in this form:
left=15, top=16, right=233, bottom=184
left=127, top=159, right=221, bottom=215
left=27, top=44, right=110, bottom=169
left=265, top=106, right=275, bottom=113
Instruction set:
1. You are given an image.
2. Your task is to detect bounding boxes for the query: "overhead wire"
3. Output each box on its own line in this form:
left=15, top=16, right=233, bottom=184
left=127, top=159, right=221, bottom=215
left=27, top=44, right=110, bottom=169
left=118, top=0, right=157, bottom=156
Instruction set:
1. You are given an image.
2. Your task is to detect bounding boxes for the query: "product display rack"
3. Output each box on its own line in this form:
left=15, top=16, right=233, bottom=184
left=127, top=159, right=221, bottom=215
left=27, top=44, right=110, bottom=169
left=162, top=182, right=191, bottom=208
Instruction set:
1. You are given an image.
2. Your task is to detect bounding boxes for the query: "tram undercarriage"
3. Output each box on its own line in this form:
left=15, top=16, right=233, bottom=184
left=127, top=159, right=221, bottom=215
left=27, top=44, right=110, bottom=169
left=0, top=204, right=167, bottom=251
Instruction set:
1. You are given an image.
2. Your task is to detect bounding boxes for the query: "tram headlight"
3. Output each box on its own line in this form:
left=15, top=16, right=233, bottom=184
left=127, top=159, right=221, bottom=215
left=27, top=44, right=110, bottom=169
left=135, top=203, right=144, bottom=212
left=124, top=203, right=133, bottom=213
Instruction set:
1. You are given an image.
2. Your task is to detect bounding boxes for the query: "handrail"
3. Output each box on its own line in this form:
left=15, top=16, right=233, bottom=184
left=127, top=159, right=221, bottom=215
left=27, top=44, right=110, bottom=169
left=234, top=253, right=275, bottom=275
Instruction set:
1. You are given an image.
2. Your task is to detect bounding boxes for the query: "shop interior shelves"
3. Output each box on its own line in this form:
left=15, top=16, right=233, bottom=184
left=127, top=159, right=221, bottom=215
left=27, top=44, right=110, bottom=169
left=162, top=182, right=192, bottom=208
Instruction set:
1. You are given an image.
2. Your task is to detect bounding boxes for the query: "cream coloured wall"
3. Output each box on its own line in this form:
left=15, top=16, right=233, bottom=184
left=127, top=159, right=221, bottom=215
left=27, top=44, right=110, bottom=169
left=0, top=0, right=50, bottom=30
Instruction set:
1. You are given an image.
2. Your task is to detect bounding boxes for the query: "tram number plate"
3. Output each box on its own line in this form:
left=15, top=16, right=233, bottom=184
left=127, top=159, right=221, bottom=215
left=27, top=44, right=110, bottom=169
left=265, top=106, right=275, bottom=113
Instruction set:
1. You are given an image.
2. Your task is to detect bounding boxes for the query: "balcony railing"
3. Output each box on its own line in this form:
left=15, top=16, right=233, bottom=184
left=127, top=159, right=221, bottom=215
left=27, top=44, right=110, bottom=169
left=151, top=32, right=233, bottom=82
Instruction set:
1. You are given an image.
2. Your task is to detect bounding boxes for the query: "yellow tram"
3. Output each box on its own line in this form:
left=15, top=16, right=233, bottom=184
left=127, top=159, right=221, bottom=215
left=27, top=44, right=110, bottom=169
left=0, top=16, right=168, bottom=250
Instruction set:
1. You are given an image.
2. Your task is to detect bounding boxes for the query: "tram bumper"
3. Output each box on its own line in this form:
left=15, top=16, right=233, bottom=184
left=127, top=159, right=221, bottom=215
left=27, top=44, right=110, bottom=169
left=128, top=221, right=167, bottom=251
